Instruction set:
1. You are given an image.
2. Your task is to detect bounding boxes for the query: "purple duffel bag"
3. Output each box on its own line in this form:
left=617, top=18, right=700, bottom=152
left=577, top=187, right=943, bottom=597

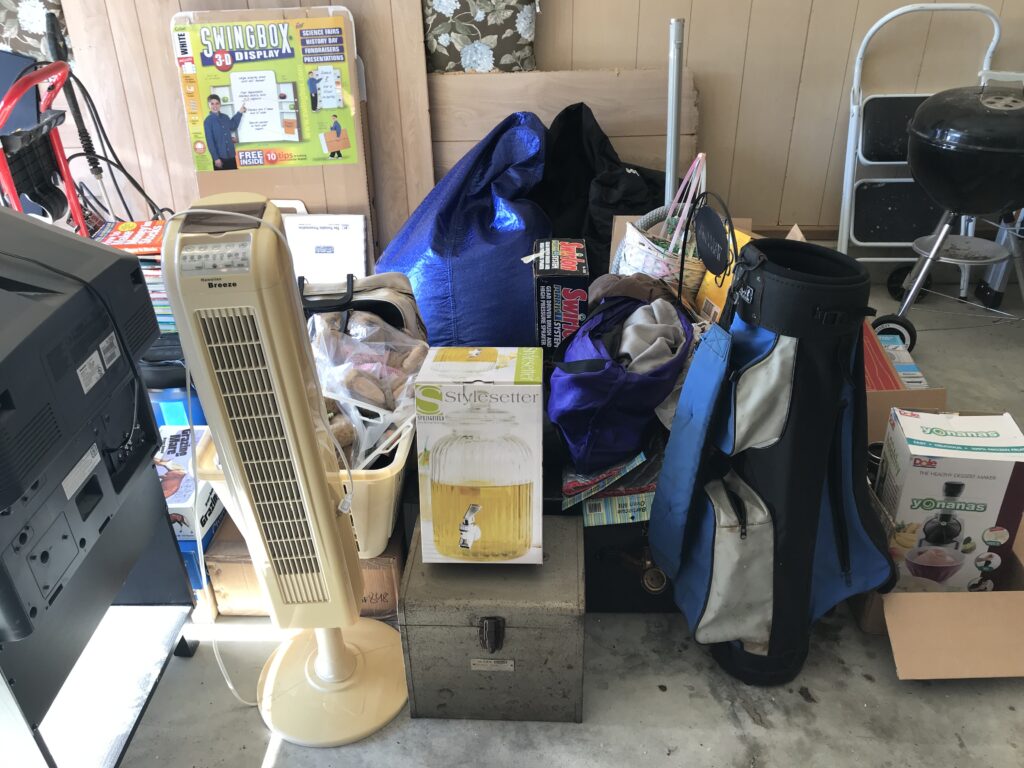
left=548, top=296, right=693, bottom=473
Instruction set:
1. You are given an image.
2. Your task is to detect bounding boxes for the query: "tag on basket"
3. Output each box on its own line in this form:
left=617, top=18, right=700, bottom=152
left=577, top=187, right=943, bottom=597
left=694, top=205, right=730, bottom=276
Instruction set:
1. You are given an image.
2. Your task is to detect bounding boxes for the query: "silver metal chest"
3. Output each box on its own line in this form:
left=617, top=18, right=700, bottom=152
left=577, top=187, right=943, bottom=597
left=398, top=516, right=584, bottom=722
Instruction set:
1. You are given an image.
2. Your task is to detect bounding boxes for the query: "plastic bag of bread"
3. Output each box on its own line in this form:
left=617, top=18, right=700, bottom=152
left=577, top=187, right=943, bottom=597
left=309, top=310, right=427, bottom=468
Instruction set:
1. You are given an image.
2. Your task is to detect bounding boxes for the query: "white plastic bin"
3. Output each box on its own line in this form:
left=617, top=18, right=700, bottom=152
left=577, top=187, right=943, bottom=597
left=195, top=426, right=413, bottom=559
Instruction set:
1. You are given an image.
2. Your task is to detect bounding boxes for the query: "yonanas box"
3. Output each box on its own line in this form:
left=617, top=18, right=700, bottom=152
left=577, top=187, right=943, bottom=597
left=414, top=348, right=543, bottom=564
left=876, top=409, right=1024, bottom=592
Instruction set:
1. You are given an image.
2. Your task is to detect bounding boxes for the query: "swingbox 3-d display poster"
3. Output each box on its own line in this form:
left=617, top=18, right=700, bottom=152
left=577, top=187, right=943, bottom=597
left=172, top=14, right=359, bottom=171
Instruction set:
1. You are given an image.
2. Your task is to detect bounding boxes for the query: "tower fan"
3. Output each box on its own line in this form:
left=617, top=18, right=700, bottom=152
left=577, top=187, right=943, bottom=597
left=163, top=193, right=407, bottom=746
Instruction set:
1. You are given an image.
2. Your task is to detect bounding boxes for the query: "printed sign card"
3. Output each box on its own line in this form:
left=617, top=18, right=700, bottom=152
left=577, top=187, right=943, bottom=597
left=172, top=15, right=359, bottom=170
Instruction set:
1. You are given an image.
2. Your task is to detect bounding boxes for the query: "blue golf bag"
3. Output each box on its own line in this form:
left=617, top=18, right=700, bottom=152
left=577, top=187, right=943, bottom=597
left=650, top=239, right=896, bottom=685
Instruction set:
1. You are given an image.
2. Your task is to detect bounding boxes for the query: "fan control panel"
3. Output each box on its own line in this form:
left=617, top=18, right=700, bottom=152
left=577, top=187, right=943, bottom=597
left=180, top=238, right=253, bottom=275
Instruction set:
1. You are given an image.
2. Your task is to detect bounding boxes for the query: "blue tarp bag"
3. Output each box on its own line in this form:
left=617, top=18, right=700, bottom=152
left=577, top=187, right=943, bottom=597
left=650, top=239, right=896, bottom=686
left=377, top=112, right=550, bottom=346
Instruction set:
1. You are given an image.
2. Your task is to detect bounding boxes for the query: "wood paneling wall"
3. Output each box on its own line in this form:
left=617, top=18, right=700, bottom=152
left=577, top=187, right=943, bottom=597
left=57, top=1, right=1024, bottom=234
left=60, top=0, right=432, bottom=246
left=428, top=69, right=697, bottom=180
left=535, top=0, right=1024, bottom=230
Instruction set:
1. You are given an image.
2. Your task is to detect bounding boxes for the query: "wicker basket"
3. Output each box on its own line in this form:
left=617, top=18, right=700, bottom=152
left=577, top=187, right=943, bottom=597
left=611, top=205, right=707, bottom=304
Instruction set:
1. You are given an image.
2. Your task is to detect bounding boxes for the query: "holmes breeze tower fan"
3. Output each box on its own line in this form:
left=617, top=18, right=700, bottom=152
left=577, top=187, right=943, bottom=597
left=163, top=193, right=406, bottom=746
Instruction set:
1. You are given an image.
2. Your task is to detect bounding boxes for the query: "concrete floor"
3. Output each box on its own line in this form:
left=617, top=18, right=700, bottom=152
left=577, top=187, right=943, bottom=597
left=122, top=285, right=1024, bottom=768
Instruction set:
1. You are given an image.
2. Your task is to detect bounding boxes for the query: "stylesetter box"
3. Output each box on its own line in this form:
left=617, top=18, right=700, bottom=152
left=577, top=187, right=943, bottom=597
left=414, top=348, right=543, bottom=564
left=532, top=238, right=589, bottom=353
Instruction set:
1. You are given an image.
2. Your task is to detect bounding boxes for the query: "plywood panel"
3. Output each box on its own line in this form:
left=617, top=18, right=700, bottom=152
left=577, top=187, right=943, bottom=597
left=339, top=0, right=409, bottom=245
left=178, top=0, right=238, bottom=10
left=727, top=0, right=811, bottom=223
left=61, top=0, right=149, bottom=218
left=63, top=0, right=1024, bottom=234
left=138, top=0, right=200, bottom=212
left=916, top=2, right=1005, bottom=93
left=686, top=0, right=753, bottom=198
left=778, top=0, right=859, bottom=226
left=535, top=0, right=574, bottom=70
left=635, top=0, right=692, bottom=70
left=428, top=69, right=697, bottom=141
left=390, top=0, right=435, bottom=214
left=818, top=0, right=935, bottom=226
left=571, top=0, right=640, bottom=69
left=104, top=0, right=175, bottom=214
left=993, top=0, right=1024, bottom=72
left=432, top=133, right=698, bottom=180
left=608, top=133, right=697, bottom=172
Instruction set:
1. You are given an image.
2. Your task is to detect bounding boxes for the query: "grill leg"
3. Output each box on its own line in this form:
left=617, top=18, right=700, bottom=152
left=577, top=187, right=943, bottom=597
left=898, top=211, right=954, bottom=318
left=1010, top=228, right=1024, bottom=305
left=958, top=264, right=971, bottom=299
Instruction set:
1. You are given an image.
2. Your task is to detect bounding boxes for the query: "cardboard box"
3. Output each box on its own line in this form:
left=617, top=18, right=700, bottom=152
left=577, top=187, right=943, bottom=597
left=693, top=227, right=754, bottom=323
left=876, top=409, right=1024, bottom=593
left=320, top=129, right=351, bottom=154
left=853, top=478, right=1024, bottom=680
left=878, top=334, right=930, bottom=389
left=414, top=347, right=544, bottom=564
left=610, top=214, right=642, bottom=266
left=179, top=514, right=224, bottom=590
left=155, top=426, right=226, bottom=541
left=205, top=515, right=405, bottom=625
left=532, top=238, right=589, bottom=354
left=863, top=326, right=947, bottom=444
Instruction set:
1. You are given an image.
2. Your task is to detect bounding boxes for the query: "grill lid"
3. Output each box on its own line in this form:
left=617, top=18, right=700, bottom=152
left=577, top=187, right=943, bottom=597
left=909, top=85, right=1024, bottom=153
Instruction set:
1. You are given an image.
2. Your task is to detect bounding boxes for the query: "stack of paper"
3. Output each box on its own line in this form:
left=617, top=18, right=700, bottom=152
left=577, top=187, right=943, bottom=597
left=282, top=213, right=369, bottom=287
left=141, top=258, right=176, bottom=334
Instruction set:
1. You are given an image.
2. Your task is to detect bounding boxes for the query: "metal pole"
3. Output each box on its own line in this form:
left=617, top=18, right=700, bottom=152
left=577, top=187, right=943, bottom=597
left=665, top=18, right=685, bottom=206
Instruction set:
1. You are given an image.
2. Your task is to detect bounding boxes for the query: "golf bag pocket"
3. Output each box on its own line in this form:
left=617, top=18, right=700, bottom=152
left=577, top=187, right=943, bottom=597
left=695, top=471, right=774, bottom=655
left=714, top=323, right=796, bottom=456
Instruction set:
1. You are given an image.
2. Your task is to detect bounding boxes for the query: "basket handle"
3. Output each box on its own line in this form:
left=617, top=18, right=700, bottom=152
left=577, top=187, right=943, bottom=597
left=667, top=155, right=706, bottom=255
left=659, top=153, right=706, bottom=240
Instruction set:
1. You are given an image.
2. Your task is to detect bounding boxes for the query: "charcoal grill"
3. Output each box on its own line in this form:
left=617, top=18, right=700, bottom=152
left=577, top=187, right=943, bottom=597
left=872, top=76, right=1024, bottom=349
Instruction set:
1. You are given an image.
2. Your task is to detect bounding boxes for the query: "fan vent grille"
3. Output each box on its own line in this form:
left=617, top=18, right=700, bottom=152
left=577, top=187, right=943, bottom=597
left=197, top=307, right=328, bottom=605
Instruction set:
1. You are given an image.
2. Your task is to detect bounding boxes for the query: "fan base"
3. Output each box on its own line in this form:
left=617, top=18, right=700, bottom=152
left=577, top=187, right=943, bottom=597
left=257, top=620, right=407, bottom=747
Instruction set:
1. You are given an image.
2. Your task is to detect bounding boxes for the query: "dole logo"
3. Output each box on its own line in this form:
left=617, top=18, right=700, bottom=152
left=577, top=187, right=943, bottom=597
left=913, top=457, right=937, bottom=468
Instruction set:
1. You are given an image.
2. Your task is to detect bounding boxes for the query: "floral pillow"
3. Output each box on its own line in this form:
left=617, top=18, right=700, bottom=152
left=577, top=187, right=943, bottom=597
left=424, top=0, right=537, bottom=73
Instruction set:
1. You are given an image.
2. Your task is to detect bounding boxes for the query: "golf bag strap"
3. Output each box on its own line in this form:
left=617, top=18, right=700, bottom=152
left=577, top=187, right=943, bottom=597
left=649, top=323, right=732, bottom=579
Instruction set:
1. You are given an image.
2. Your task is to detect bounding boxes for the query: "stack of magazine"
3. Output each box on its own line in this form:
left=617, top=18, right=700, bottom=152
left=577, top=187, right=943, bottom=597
left=92, top=220, right=175, bottom=333
left=561, top=436, right=665, bottom=527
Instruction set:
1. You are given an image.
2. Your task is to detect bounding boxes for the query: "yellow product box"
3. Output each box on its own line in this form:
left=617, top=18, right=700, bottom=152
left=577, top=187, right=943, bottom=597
left=414, top=347, right=543, bottom=564
left=694, top=228, right=753, bottom=323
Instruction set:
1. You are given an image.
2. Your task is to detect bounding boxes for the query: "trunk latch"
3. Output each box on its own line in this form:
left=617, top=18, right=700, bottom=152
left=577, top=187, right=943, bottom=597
left=478, top=616, right=505, bottom=653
